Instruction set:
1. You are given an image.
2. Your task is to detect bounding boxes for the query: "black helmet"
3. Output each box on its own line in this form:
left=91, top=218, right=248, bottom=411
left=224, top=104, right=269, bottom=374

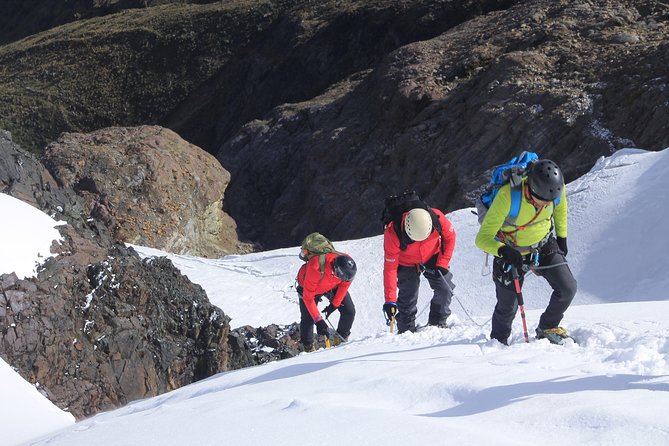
left=333, top=255, right=357, bottom=282
left=527, top=159, right=564, bottom=201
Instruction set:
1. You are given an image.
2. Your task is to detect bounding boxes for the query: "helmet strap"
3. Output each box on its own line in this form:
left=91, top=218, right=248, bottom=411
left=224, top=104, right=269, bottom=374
left=525, top=184, right=548, bottom=209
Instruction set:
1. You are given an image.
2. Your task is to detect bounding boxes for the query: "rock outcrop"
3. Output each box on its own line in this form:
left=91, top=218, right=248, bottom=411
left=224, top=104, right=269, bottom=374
left=42, top=125, right=252, bottom=257
left=1, top=132, right=302, bottom=419
left=1, top=243, right=231, bottom=419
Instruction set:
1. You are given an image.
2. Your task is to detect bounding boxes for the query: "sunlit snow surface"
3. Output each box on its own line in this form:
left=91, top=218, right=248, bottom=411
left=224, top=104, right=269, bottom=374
left=5, top=149, right=669, bottom=446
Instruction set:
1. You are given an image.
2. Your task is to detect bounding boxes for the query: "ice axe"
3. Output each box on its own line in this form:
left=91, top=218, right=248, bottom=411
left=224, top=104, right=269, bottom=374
left=324, top=316, right=347, bottom=344
left=383, top=305, right=397, bottom=333
left=510, top=265, right=530, bottom=343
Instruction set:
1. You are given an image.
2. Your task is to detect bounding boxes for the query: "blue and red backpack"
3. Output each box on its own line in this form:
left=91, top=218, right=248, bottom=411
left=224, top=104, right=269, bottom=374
left=475, top=151, right=561, bottom=225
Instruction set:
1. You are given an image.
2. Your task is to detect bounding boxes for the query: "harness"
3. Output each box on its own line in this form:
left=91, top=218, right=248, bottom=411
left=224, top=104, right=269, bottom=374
left=494, top=186, right=555, bottom=270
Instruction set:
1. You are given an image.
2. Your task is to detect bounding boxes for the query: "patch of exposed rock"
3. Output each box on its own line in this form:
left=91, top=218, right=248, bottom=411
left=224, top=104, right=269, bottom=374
left=1, top=242, right=232, bottom=419
left=1, top=237, right=304, bottom=419
left=0, top=130, right=85, bottom=225
left=229, top=323, right=304, bottom=366
left=2, top=134, right=236, bottom=418
left=42, top=126, right=252, bottom=258
left=0, top=235, right=306, bottom=419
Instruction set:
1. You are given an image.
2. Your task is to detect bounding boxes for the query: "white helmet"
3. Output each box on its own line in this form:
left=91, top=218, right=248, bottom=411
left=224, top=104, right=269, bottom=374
left=404, top=208, right=433, bottom=241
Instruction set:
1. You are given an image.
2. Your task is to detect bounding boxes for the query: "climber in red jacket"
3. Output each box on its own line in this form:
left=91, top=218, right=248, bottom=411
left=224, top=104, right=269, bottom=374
left=297, top=252, right=357, bottom=350
left=383, top=207, right=456, bottom=333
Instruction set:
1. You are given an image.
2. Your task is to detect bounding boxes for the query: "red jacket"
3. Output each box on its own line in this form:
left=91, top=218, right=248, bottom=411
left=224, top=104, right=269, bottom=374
left=383, top=208, right=456, bottom=302
left=297, top=252, right=352, bottom=321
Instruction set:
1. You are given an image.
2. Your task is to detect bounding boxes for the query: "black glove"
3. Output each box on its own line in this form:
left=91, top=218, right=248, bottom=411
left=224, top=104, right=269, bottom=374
left=556, top=237, right=568, bottom=256
left=322, top=303, right=337, bottom=319
left=383, top=302, right=398, bottom=320
left=436, top=266, right=449, bottom=277
left=498, top=245, right=523, bottom=272
left=315, top=319, right=329, bottom=336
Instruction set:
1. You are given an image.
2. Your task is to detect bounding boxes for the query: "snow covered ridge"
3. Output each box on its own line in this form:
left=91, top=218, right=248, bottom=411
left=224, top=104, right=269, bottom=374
left=5, top=148, right=669, bottom=445
left=566, top=148, right=669, bottom=303
left=0, top=193, right=65, bottom=279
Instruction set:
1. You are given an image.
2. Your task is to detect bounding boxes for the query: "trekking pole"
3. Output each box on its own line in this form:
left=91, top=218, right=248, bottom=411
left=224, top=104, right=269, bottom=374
left=389, top=314, right=395, bottom=333
left=324, top=335, right=331, bottom=349
left=510, top=266, right=530, bottom=343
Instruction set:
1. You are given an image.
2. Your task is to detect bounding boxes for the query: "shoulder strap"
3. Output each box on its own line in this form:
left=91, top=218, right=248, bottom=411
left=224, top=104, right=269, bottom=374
left=506, top=185, right=523, bottom=226
left=429, top=209, right=444, bottom=254
left=317, top=251, right=343, bottom=278
left=392, top=217, right=410, bottom=250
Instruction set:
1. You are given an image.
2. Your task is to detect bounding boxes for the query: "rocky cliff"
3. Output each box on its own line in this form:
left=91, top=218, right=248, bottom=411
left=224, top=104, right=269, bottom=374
left=217, top=0, right=669, bottom=247
left=1, top=0, right=667, bottom=250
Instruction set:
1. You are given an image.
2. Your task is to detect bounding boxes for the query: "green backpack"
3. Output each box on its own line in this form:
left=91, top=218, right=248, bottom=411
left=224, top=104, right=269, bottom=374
left=300, top=232, right=341, bottom=277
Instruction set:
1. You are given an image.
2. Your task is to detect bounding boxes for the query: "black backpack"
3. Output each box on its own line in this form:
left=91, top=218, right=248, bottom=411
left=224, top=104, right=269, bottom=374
left=381, top=190, right=443, bottom=251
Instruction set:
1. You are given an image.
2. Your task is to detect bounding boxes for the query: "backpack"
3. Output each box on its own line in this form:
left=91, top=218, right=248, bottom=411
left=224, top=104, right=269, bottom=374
left=300, top=232, right=341, bottom=277
left=474, top=151, right=561, bottom=225
left=381, top=190, right=443, bottom=251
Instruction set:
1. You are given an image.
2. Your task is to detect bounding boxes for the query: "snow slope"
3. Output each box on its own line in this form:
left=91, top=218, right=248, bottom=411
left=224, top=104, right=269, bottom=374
left=0, top=193, right=63, bottom=279
left=2, top=148, right=668, bottom=445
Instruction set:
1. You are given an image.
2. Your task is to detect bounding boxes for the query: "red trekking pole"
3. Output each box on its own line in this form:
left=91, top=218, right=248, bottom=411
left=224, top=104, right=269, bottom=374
left=511, top=266, right=530, bottom=343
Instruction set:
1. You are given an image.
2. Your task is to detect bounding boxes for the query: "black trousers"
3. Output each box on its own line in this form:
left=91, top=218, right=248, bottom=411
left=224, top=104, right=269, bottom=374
left=299, top=288, right=356, bottom=346
left=396, top=265, right=454, bottom=333
left=490, top=238, right=577, bottom=343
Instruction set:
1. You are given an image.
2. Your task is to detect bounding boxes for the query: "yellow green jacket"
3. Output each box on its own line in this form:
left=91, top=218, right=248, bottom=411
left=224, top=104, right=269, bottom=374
left=475, top=178, right=568, bottom=256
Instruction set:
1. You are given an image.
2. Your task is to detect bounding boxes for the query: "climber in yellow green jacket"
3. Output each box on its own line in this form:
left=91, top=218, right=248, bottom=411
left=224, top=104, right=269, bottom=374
left=476, top=159, right=577, bottom=345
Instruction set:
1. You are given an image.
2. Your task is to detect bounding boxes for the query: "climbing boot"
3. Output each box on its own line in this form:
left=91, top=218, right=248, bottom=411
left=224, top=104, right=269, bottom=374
left=536, top=327, right=570, bottom=345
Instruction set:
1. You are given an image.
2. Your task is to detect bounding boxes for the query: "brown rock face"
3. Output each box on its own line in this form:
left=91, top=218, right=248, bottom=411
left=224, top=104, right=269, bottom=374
left=0, top=130, right=85, bottom=221
left=0, top=232, right=304, bottom=419
left=1, top=238, right=233, bottom=419
left=42, top=126, right=252, bottom=257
